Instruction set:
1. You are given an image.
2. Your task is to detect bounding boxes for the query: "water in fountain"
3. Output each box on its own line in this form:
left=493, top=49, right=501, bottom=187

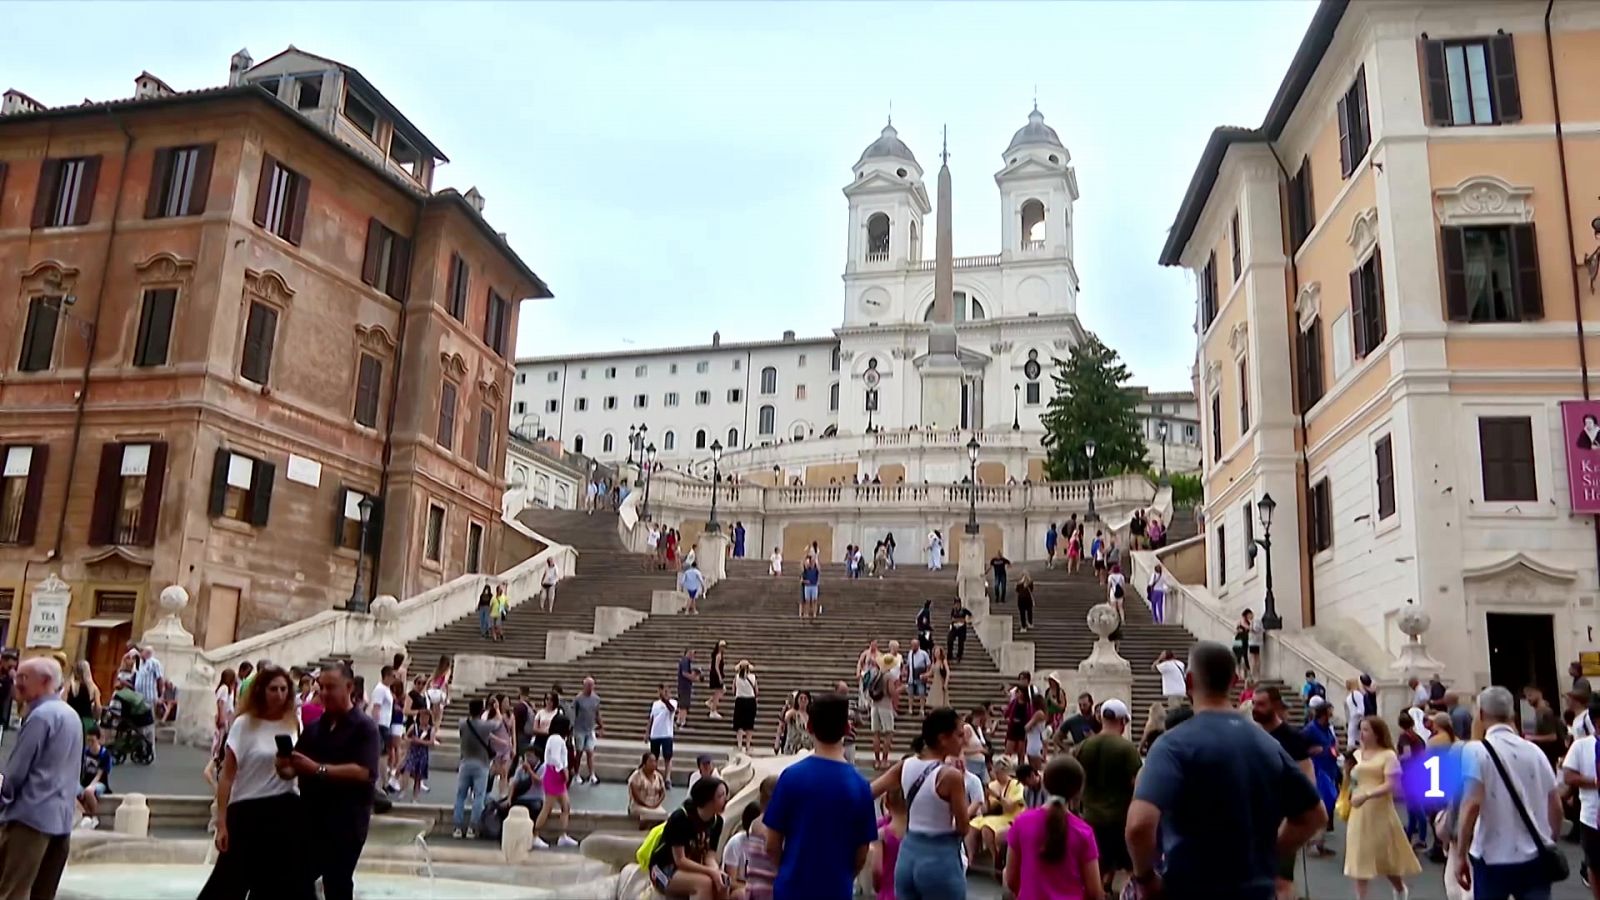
left=414, top=833, right=436, bottom=881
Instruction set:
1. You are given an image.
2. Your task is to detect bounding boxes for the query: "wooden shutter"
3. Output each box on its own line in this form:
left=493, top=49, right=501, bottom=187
left=1479, top=418, right=1536, bottom=502
left=248, top=459, right=275, bottom=527
left=1336, top=95, right=1352, bottom=177
left=0, top=161, right=9, bottom=211
left=135, top=288, right=177, bottom=366
left=242, top=303, right=277, bottom=384
left=207, top=448, right=230, bottom=517
left=1511, top=223, right=1543, bottom=319
left=31, top=159, right=61, bottom=227
left=446, top=253, right=465, bottom=318
left=287, top=172, right=310, bottom=245
left=354, top=354, right=381, bottom=427
left=1370, top=250, right=1386, bottom=342
left=88, top=443, right=122, bottom=546
left=1440, top=226, right=1469, bottom=320
left=360, top=219, right=384, bottom=286
left=363, top=497, right=384, bottom=555
left=1316, top=481, right=1333, bottom=550
left=1216, top=524, right=1227, bottom=584
left=333, top=486, right=349, bottom=546
left=483, top=291, right=499, bottom=347
left=15, top=444, right=48, bottom=545
left=438, top=382, right=457, bottom=449
left=1375, top=436, right=1395, bottom=519
left=134, top=442, right=167, bottom=546
left=72, top=156, right=100, bottom=226
left=252, top=154, right=275, bottom=227
left=388, top=234, right=411, bottom=301
left=1349, top=268, right=1367, bottom=358
left=187, top=144, right=215, bottom=216
left=1354, top=69, right=1370, bottom=160
left=1422, top=40, right=1452, bottom=125
left=145, top=148, right=173, bottom=219
left=1489, top=34, right=1522, bottom=123
left=1306, top=321, right=1325, bottom=405
left=477, top=407, right=493, bottom=468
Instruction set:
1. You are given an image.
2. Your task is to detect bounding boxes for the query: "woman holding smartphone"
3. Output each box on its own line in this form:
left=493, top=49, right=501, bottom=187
left=199, top=664, right=304, bottom=899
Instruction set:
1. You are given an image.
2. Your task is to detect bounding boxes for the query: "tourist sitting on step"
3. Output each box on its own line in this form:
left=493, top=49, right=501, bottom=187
left=627, top=751, right=669, bottom=827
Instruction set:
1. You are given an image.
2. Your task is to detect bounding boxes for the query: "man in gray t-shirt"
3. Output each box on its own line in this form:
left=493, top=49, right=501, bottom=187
left=571, top=677, right=604, bottom=785
left=454, top=699, right=498, bottom=838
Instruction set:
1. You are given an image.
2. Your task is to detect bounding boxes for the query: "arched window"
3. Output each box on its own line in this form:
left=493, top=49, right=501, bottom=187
left=695, top=429, right=707, bottom=449
left=792, top=423, right=806, bottom=441
left=760, top=366, right=777, bottom=395
left=923, top=292, right=987, bottom=323
left=758, top=405, right=776, bottom=435
left=573, top=435, right=585, bottom=454
left=866, top=213, right=891, bottom=260
left=1024, top=349, right=1044, bottom=405
left=601, top=433, right=614, bottom=454
left=865, top=389, right=879, bottom=412
left=829, top=382, right=840, bottom=411
left=830, top=346, right=841, bottom=372
left=909, top=221, right=921, bottom=260
left=1020, top=199, right=1046, bottom=247
left=727, top=428, right=739, bottom=447
left=663, top=431, right=676, bottom=451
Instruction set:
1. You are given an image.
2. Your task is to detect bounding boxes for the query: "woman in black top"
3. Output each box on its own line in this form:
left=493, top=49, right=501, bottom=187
left=67, top=660, right=100, bottom=728
left=916, top=601, right=934, bottom=652
left=648, top=776, right=729, bottom=897
left=1015, top=573, right=1036, bottom=633
left=706, top=641, right=728, bottom=720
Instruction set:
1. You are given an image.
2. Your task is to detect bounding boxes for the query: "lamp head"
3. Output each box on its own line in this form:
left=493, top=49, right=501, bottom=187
left=1257, top=492, right=1277, bottom=528
left=1158, top=421, right=1169, bottom=439
left=358, top=494, right=375, bottom=518
left=1084, top=439, right=1097, bottom=460
left=646, top=443, right=657, bottom=462
left=710, top=440, right=723, bottom=462
left=966, top=436, right=980, bottom=463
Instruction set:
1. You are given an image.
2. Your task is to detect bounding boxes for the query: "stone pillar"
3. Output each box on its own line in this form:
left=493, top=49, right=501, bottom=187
left=1379, top=603, right=1447, bottom=720
left=1072, top=603, right=1132, bottom=707
left=652, top=590, right=689, bottom=615
left=697, top=531, right=730, bottom=588
left=142, top=586, right=213, bottom=748
left=501, top=806, right=534, bottom=862
left=958, top=538, right=988, bottom=618
left=113, top=793, right=150, bottom=837
left=349, top=595, right=405, bottom=686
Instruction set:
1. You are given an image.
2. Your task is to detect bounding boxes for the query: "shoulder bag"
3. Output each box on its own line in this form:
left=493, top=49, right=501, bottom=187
left=1482, top=738, right=1569, bottom=883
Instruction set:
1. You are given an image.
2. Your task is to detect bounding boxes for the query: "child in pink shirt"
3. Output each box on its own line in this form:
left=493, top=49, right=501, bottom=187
left=1005, top=755, right=1102, bottom=900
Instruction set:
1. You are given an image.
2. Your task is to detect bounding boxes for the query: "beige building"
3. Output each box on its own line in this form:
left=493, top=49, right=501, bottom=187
left=1162, top=0, right=1600, bottom=698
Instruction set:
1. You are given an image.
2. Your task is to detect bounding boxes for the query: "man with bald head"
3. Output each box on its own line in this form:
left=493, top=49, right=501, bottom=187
left=0, top=656, right=84, bottom=900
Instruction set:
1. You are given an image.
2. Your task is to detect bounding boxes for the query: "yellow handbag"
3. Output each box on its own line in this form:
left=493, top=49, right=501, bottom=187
left=1334, top=778, right=1352, bottom=821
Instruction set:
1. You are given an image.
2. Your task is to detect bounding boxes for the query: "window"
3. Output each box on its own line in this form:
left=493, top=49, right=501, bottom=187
left=1478, top=416, right=1536, bottom=501
left=758, top=405, right=776, bottom=435
left=696, top=391, right=710, bottom=406
left=602, top=433, right=614, bottom=454
left=696, top=361, right=709, bottom=374
left=360, top=218, right=411, bottom=300
left=760, top=367, right=778, bottom=395
left=1230, top=212, right=1242, bottom=282
left=343, top=91, right=380, bottom=139
left=695, top=430, right=707, bottom=450
left=1331, top=311, right=1354, bottom=379
left=579, top=368, right=588, bottom=380
left=1209, top=393, right=1222, bottom=462
left=865, top=389, right=879, bottom=412
left=206, top=446, right=271, bottom=528
left=1287, top=157, right=1315, bottom=250
left=0, top=445, right=47, bottom=545
left=544, top=400, right=558, bottom=414
left=484, top=291, right=511, bottom=357
left=1349, top=251, right=1386, bottom=358
left=604, top=396, right=618, bottom=411
left=1441, top=224, right=1542, bottom=323
left=727, top=428, right=739, bottom=447
left=251, top=156, right=309, bottom=244
left=634, top=394, right=648, bottom=409
left=572, top=435, right=585, bottom=453
left=1237, top=358, right=1250, bottom=433
left=466, top=521, right=484, bottom=574
left=1308, top=478, right=1333, bottom=552
left=446, top=253, right=469, bottom=322
left=921, top=292, right=989, bottom=323
left=635, top=365, right=647, bottom=377
left=335, top=487, right=379, bottom=552
left=353, top=353, right=383, bottom=428
left=389, top=131, right=423, bottom=177
left=733, top=359, right=742, bottom=372
left=663, top=431, right=676, bottom=451
left=1423, top=36, right=1521, bottom=127
left=92, top=443, right=168, bottom=543
left=476, top=406, right=494, bottom=469
left=437, top=382, right=457, bottom=450
left=31, top=156, right=100, bottom=228
left=831, top=347, right=841, bottom=372
left=798, top=353, right=807, bottom=368
left=1199, top=252, right=1218, bottom=329
left=1216, top=524, right=1227, bottom=585
left=424, top=503, right=445, bottom=563
left=145, top=145, right=213, bottom=219
left=1297, top=319, right=1325, bottom=411
left=18, top=297, right=60, bottom=372
left=575, top=398, right=588, bottom=412
left=1375, top=434, right=1396, bottom=520
left=546, top=371, right=559, bottom=383
left=605, top=367, right=617, bottom=379
left=240, top=301, right=278, bottom=385
left=513, top=401, right=526, bottom=415
left=670, top=363, right=678, bottom=375
left=727, top=389, right=742, bottom=403
left=665, top=392, right=680, bottom=407
left=294, top=75, right=322, bottom=110
left=829, top=382, right=840, bottom=412
left=1025, top=381, right=1042, bottom=405
left=795, top=384, right=807, bottom=401
left=1242, top=500, right=1255, bottom=569
left=1336, top=67, right=1371, bottom=179
left=133, top=288, right=177, bottom=368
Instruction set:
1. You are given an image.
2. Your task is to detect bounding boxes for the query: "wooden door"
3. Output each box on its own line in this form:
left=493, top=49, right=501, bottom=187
left=204, top=586, right=240, bottom=650
left=87, top=623, right=132, bottom=700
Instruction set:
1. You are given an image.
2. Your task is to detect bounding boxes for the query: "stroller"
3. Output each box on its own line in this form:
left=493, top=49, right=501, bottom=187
left=100, top=687, right=157, bottom=766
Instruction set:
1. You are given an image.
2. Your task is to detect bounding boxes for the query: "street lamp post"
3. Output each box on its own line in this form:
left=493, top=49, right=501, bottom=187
left=1012, top=384, right=1021, bottom=431
left=1257, top=493, right=1282, bottom=630
left=1157, top=420, right=1170, bottom=486
left=772, top=464, right=781, bottom=487
left=642, top=443, right=657, bottom=521
left=707, top=440, right=724, bottom=533
left=1084, top=439, right=1098, bottom=522
left=627, top=425, right=637, bottom=465
left=965, top=436, right=981, bottom=535
left=349, top=493, right=376, bottom=613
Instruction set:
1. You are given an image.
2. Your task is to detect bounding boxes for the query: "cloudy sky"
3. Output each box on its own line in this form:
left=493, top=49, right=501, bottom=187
left=7, top=1, right=1316, bottom=391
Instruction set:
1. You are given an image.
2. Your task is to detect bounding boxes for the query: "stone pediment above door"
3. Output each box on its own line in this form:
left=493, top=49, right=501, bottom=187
left=1461, top=552, right=1579, bottom=608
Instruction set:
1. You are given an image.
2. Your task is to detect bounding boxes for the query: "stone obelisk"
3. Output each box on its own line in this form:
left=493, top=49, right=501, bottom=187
left=920, top=128, right=964, bottom=430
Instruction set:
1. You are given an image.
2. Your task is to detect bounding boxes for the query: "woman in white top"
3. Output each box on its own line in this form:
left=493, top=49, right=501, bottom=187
left=732, top=660, right=759, bottom=755
left=533, top=718, right=577, bottom=848
left=927, top=531, right=944, bottom=571
left=1153, top=650, right=1187, bottom=707
left=199, top=664, right=302, bottom=898
left=1344, top=678, right=1366, bottom=750
left=203, top=668, right=239, bottom=788
left=870, top=708, right=972, bottom=899
left=768, top=547, right=783, bottom=577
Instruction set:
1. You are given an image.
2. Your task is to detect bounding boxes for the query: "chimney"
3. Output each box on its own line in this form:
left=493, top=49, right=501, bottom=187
left=711, top=331, right=722, bottom=347
left=781, top=330, right=796, bottom=342
left=1, top=90, right=43, bottom=117
left=463, top=187, right=486, bottom=214
left=228, top=49, right=254, bottom=87
left=133, top=72, right=174, bottom=100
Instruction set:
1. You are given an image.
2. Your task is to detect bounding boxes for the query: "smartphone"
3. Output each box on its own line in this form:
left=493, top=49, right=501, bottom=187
left=275, top=734, right=294, bottom=758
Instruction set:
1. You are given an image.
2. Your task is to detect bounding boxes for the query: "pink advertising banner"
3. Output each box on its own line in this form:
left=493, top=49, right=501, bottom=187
left=1561, top=400, right=1600, bottom=513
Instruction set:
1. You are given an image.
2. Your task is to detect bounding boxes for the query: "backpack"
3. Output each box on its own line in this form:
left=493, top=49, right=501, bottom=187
left=867, top=669, right=888, bottom=702
left=1307, top=681, right=1327, bottom=700
left=635, top=820, right=668, bottom=867
left=1113, top=582, right=1125, bottom=600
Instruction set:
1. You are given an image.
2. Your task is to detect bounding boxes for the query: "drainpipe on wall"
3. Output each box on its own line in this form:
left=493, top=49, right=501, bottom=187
left=370, top=199, right=427, bottom=604
left=51, top=114, right=134, bottom=560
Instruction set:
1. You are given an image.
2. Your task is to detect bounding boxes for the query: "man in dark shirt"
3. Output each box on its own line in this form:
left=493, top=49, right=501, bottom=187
left=989, top=555, right=1012, bottom=604
left=284, top=663, right=381, bottom=900
left=675, top=650, right=699, bottom=728
left=1251, top=685, right=1314, bottom=894
left=1128, top=642, right=1324, bottom=900
left=1060, top=692, right=1102, bottom=747
left=947, top=598, right=971, bottom=663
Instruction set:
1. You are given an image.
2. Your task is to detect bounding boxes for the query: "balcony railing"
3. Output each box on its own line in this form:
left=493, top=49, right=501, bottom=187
left=914, top=254, right=1002, bottom=272
left=1022, top=240, right=1045, bottom=252
left=865, top=250, right=889, bottom=262
left=643, top=470, right=1148, bottom=516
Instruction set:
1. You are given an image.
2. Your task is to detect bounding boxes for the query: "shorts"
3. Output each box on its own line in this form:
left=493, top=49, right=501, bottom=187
left=1093, top=559, right=1106, bottom=570
left=649, top=863, right=676, bottom=892
left=542, top=767, right=568, bottom=798
left=573, top=729, right=597, bottom=753
left=1006, top=723, right=1027, bottom=743
left=389, top=723, right=405, bottom=738
left=908, top=677, right=928, bottom=698
left=425, top=688, right=445, bottom=708
left=380, top=731, right=394, bottom=752
left=871, top=704, right=895, bottom=734
left=650, top=737, right=674, bottom=761
left=1091, top=818, right=1131, bottom=872
left=686, top=588, right=700, bottom=600
left=1583, top=823, right=1600, bottom=871
left=803, top=585, right=819, bottom=601
left=1276, top=848, right=1297, bottom=881
left=80, top=782, right=107, bottom=799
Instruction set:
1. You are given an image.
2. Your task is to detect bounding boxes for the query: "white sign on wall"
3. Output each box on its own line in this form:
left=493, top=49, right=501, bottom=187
left=2, top=447, right=32, bottom=477
left=120, top=444, right=151, bottom=477
left=226, top=455, right=254, bottom=489
left=25, top=573, right=71, bottom=649
left=286, top=454, right=322, bottom=487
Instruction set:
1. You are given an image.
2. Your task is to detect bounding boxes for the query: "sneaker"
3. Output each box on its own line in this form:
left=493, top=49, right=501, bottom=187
left=588, top=775, right=601, bottom=786
left=532, top=836, right=549, bottom=849
left=422, top=781, right=431, bottom=793
left=452, top=829, right=464, bottom=839
left=465, top=829, right=477, bottom=840
left=709, top=711, right=723, bottom=720
left=557, top=835, right=578, bottom=848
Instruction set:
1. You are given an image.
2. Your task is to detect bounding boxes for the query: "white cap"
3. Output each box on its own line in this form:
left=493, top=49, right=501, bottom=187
left=1308, top=696, right=1330, bottom=710
left=1100, top=698, right=1130, bottom=721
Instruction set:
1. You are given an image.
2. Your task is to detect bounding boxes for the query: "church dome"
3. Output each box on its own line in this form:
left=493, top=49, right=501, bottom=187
left=1005, top=107, right=1064, bottom=154
left=856, top=122, right=918, bottom=168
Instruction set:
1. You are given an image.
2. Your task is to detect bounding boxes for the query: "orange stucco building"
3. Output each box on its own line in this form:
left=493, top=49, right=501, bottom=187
left=0, top=49, right=550, bottom=685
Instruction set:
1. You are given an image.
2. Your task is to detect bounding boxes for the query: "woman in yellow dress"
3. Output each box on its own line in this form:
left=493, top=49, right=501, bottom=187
left=965, top=757, right=1025, bottom=876
left=1344, top=716, right=1420, bottom=898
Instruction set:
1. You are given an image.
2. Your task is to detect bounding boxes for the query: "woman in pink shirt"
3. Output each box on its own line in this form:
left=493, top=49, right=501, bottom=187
left=1005, top=755, right=1103, bottom=900
left=868, top=783, right=907, bottom=900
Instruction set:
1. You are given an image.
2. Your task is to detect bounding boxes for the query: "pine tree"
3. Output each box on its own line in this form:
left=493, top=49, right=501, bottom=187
left=1040, top=335, right=1149, bottom=481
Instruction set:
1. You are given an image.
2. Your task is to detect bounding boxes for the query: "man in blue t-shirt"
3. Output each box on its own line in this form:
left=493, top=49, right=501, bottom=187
left=763, top=692, right=877, bottom=900
left=1126, top=641, right=1326, bottom=899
